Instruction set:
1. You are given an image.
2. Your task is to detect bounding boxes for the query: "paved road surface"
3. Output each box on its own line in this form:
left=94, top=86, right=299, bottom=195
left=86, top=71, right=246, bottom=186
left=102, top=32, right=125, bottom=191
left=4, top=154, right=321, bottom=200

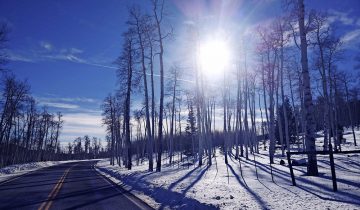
left=0, top=161, right=152, bottom=210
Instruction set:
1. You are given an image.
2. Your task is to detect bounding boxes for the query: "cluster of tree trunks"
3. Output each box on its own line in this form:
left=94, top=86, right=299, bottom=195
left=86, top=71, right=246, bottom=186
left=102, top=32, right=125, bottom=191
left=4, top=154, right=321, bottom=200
left=0, top=75, right=64, bottom=167
left=1, top=1, right=358, bottom=176
left=100, top=0, right=359, bottom=177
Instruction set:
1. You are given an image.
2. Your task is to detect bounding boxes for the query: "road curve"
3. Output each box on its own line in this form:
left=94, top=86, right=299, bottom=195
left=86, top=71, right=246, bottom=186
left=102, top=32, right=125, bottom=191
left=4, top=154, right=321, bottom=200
left=0, top=160, right=153, bottom=210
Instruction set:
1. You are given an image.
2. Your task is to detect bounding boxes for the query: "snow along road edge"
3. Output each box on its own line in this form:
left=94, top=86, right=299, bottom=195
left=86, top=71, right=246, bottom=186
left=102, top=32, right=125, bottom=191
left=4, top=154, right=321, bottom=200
left=95, top=164, right=160, bottom=209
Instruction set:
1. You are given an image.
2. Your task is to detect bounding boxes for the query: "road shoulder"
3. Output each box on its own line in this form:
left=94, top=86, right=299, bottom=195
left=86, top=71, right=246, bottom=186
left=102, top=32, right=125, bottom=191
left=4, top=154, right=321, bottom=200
left=95, top=164, right=156, bottom=210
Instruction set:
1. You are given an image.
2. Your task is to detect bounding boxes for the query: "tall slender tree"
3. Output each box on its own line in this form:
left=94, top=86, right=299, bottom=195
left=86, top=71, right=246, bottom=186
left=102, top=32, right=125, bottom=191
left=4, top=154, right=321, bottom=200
left=297, top=0, right=318, bottom=175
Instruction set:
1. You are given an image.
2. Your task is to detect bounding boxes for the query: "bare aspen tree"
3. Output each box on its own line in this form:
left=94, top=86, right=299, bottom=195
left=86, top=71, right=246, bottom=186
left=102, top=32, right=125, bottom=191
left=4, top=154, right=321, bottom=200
left=151, top=0, right=170, bottom=172
left=286, top=59, right=301, bottom=150
left=116, top=31, right=139, bottom=170
left=102, top=94, right=117, bottom=165
left=223, top=69, right=229, bottom=163
left=258, top=91, right=266, bottom=149
left=235, top=58, right=242, bottom=159
left=129, top=7, right=154, bottom=171
left=276, top=18, right=291, bottom=154
left=243, top=43, right=250, bottom=160
left=327, top=40, right=342, bottom=150
left=297, top=0, right=318, bottom=175
left=205, top=94, right=213, bottom=165
left=261, top=55, right=270, bottom=140
left=257, top=26, right=278, bottom=164
left=167, top=65, right=181, bottom=164
left=275, top=60, right=285, bottom=156
left=310, top=13, right=332, bottom=151
left=53, top=112, right=63, bottom=154
left=339, top=73, right=357, bottom=146
left=248, top=74, right=258, bottom=153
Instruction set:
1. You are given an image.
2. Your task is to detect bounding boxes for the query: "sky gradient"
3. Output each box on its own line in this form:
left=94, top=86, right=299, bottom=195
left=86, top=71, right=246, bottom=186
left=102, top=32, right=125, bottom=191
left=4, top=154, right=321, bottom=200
left=1, top=0, right=359, bottom=146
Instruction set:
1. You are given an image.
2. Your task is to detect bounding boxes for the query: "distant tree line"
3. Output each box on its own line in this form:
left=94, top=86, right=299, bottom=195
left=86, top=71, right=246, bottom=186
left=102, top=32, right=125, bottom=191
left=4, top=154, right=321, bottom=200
left=0, top=23, right=67, bottom=167
left=65, top=135, right=108, bottom=160
left=0, top=75, right=67, bottom=167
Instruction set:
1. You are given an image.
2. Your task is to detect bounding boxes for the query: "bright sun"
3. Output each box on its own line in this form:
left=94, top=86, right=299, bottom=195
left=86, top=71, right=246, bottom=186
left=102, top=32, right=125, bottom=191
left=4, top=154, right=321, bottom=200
left=199, top=38, right=231, bottom=78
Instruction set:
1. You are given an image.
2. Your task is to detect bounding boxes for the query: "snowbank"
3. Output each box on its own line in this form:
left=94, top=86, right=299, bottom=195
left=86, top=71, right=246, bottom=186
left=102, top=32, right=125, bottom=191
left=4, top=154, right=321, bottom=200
left=96, top=130, right=360, bottom=210
left=0, top=160, right=80, bottom=183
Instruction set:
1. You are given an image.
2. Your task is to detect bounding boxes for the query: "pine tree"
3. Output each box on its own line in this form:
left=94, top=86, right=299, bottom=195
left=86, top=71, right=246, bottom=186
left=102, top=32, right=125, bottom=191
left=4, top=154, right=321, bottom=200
left=275, top=97, right=297, bottom=147
left=185, top=102, right=197, bottom=155
left=186, top=102, right=197, bottom=136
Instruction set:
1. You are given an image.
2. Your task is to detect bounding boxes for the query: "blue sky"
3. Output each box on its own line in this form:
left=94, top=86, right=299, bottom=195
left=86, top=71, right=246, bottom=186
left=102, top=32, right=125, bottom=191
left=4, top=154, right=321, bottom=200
left=1, top=0, right=359, bottom=146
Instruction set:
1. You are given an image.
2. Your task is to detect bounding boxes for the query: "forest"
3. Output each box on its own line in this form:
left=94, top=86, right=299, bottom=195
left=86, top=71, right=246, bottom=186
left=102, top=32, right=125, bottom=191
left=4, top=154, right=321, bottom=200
left=0, top=0, right=359, bottom=209
left=0, top=0, right=358, bottom=176
left=100, top=0, right=360, bottom=178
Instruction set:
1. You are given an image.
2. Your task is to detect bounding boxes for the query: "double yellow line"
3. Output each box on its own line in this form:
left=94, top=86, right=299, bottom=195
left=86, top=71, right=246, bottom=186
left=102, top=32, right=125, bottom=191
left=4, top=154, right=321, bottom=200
left=38, top=167, right=71, bottom=210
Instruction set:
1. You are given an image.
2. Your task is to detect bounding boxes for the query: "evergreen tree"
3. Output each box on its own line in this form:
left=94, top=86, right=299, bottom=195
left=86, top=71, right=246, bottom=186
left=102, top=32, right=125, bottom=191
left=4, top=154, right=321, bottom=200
left=185, top=102, right=197, bottom=154
left=185, top=102, right=197, bottom=136
left=275, top=97, right=297, bottom=146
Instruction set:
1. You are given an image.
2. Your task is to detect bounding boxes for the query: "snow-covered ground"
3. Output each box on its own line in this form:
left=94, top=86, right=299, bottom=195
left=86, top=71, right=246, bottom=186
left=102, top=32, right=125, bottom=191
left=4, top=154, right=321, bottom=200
left=96, top=129, right=360, bottom=210
left=0, top=160, right=80, bottom=183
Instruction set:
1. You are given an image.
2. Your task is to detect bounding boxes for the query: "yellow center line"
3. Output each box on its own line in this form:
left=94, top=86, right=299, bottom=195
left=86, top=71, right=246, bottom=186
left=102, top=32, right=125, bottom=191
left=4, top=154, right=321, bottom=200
left=38, top=164, right=77, bottom=210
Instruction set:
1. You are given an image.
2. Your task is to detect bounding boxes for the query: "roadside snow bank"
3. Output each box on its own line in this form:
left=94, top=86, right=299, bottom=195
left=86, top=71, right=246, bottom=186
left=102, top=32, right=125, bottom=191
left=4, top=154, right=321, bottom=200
left=0, top=160, right=77, bottom=183
left=96, top=160, right=218, bottom=210
left=96, top=140, right=360, bottom=210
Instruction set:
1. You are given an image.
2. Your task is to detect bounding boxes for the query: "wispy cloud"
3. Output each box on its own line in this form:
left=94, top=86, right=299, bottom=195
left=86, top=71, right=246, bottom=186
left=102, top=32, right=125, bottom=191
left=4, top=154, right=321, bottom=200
left=63, top=113, right=103, bottom=127
left=8, top=42, right=121, bottom=70
left=328, top=10, right=356, bottom=26
left=39, top=102, right=79, bottom=109
left=43, top=54, right=87, bottom=63
left=8, top=40, right=196, bottom=84
left=40, top=41, right=53, bottom=51
left=7, top=40, right=90, bottom=66
left=60, top=47, right=83, bottom=54
left=7, top=51, right=35, bottom=62
left=327, top=10, right=360, bottom=49
left=35, top=95, right=99, bottom=104
left=38, top=99, right=102, bottom=119
left=59, top=97, right=98, bottom=103
left=60, top=112, right=106, bottom=143
left=35, top=96, right=101, bottom=113
left=341, top=29, right=360, bottom=48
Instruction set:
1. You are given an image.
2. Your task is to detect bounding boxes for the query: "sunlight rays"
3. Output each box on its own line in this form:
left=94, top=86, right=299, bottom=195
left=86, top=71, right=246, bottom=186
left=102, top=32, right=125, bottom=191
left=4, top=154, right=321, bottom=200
left=199, top=38, right=231, bottom=78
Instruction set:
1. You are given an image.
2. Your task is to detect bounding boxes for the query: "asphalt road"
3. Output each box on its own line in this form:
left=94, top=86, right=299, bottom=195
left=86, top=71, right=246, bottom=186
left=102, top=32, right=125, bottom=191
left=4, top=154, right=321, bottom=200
left=0, top=160, right=153, bottom=210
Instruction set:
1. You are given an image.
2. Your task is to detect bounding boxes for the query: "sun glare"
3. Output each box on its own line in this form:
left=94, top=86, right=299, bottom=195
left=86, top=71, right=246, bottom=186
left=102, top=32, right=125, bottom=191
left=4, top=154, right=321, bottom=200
left=199, top=39, right=230, bottom=78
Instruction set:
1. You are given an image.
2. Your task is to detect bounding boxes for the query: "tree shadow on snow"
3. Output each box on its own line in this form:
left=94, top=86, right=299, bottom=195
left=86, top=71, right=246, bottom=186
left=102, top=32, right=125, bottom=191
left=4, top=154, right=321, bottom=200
left=167, top=167, right=199, bottom=191
left=180, top=165, right=210, bottom=195
left=228, top=153, right=360, bottom=206
left=97, top=167, right=218, bottom=210
left=238, top=157, right=360, bottom=206
left=226, top=163, right=268, bottom=208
